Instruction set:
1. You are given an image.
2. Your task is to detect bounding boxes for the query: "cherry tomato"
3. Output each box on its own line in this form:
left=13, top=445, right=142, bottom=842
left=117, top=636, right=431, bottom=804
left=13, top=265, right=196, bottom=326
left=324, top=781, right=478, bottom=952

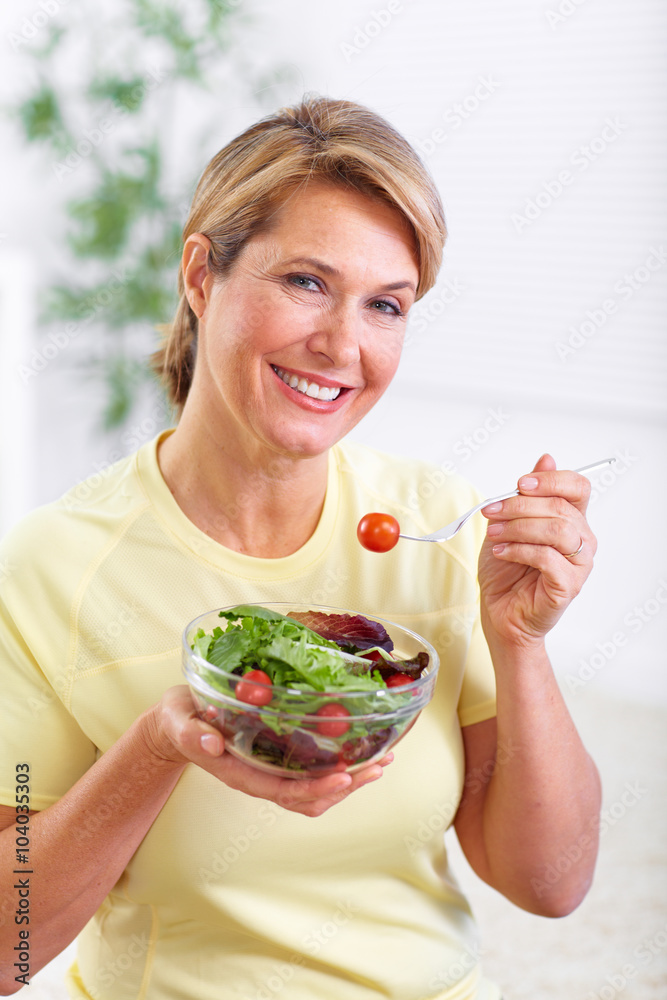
left=202, top=704, right=219, bottom=723
left=235, top=669, right=273, bottom=706
left=361, top=649, right=383, bottom=661
left=340, top=740, right=357, bottom=763
left=314, top=703, right=351, bottom=737
left=385, top=673, right=414, bottom=689
left=357, top=512, right=400, bottom=552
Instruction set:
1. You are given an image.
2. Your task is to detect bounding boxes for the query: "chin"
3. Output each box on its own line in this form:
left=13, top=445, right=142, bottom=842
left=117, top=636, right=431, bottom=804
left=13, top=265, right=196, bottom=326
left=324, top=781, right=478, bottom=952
left=268, top=426, right=343, bottom=460
left=277, top=438, right=337, bottom=461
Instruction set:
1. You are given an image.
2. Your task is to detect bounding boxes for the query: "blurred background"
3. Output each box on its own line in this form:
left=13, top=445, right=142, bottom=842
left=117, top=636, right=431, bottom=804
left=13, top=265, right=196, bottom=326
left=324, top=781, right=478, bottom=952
left=1, top=0, right=665, bottom=997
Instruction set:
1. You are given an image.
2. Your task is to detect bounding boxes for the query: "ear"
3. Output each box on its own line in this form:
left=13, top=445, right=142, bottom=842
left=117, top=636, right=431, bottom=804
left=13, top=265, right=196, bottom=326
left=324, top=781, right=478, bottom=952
left=182, top=234, right=213, bottom=319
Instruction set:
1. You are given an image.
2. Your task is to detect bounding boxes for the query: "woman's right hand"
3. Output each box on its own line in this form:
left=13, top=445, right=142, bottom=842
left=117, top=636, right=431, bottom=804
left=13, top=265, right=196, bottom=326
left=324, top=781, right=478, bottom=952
left=143, top=685, right=392, bottom=818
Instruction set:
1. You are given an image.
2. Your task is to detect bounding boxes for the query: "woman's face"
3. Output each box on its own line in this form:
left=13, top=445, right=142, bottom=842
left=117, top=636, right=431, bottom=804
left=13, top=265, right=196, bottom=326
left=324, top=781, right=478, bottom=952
left=187, top=180, right=420, bottom=462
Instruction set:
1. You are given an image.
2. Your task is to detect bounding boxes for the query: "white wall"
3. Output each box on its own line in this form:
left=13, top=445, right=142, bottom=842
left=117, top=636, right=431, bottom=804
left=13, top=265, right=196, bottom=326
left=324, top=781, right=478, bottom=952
left=0, top=251, right=35, bottom=533
left=1, top=0, right=665, bottom=704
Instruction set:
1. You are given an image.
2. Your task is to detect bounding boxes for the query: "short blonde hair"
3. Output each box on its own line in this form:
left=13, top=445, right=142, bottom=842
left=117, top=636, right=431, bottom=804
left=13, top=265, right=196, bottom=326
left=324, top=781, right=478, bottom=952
left=152, top=94, right=447, bottom=410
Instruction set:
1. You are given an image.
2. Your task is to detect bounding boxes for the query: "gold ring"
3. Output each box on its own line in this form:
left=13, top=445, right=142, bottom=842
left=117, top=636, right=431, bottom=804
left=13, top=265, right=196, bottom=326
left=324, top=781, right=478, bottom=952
left=564, top=537, right=584, bottom=559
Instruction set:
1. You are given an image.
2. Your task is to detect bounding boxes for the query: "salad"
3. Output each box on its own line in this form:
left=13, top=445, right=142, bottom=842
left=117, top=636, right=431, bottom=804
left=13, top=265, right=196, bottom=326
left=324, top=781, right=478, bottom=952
left=187, top=604, right=431, bottom=775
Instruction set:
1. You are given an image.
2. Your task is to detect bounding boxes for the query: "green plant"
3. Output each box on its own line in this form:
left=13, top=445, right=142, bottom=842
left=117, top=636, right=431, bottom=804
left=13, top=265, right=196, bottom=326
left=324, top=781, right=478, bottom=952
left=11, top=0, right=292, bottom=430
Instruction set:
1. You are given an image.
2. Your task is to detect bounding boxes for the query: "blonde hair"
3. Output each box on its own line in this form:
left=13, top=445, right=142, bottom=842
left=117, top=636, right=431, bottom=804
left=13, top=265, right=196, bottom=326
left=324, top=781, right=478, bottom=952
left=152, top=94, right=447, bottom=410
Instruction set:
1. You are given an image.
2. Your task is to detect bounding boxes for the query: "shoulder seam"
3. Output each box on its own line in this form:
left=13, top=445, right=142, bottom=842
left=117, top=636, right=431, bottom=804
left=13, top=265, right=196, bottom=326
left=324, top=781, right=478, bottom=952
left=63, top=501, right=151, bottom=709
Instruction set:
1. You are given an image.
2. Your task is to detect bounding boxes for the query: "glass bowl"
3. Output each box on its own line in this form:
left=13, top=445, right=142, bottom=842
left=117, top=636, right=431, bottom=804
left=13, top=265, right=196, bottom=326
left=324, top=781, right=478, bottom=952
left=182, top=603, right=439, bottom=779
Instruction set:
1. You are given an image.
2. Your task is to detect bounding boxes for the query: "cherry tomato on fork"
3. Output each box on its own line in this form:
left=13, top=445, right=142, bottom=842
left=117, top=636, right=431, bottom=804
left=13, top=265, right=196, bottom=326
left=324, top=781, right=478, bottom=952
left=235, top=669, right=273, bottom=706
left=357, top=513, right=400, bottom=552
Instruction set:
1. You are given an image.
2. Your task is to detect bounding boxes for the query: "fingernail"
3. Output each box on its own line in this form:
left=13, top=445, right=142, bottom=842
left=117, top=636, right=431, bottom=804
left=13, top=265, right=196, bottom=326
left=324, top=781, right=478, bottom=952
left=483, top=502, right=502, bottom=513
left=519, top=477, right=538, bottom=490
left=493, top=544, right=507, bottom=554
left=487, top=523, right=503, bottom=536
left=200, top=733, right=221, bottom=755
left=361, top=769, right=383, bottom=785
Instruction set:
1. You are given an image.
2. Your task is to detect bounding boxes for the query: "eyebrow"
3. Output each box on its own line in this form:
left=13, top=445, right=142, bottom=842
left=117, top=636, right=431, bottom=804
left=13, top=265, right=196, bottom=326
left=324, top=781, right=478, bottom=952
left=281, top=256, right=417, bottom=294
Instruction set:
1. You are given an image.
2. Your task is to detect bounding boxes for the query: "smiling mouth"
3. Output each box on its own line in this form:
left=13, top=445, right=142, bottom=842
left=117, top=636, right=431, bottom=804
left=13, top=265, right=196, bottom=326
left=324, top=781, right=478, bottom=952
left=271, top=365, right=344, bottom=402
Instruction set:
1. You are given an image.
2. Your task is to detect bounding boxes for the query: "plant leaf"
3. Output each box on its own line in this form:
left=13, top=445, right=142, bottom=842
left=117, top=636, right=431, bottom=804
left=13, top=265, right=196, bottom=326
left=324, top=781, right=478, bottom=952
left=16, top=85, right=68, bottom=149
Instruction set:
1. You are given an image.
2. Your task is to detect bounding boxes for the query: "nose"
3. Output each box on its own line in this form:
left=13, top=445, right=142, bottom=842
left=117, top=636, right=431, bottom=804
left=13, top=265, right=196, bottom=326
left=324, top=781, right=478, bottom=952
left=306, top=302, right=362, bottom=370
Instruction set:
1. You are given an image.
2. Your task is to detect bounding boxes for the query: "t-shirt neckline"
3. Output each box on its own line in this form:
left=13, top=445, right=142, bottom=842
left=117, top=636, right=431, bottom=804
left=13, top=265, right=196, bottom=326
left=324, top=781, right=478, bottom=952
left=135, top=430, right=341, bottom=580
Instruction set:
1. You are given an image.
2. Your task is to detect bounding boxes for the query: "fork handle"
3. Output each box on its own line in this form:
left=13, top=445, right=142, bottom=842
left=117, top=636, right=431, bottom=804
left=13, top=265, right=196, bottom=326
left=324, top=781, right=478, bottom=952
left=398, top=457, right=616, bottom=543
left=471, top=458, right=616, bottom=513
left=571, top=458, right=616, bottom=476
left=457, top=460, right=615, bottom=515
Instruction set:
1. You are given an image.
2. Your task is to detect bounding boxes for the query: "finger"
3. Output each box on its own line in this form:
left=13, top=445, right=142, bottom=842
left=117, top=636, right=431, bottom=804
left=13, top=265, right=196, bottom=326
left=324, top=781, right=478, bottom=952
left=516, top=460, right=592, bottom=516
left=170, top=715, right=225, bottom=761
left=161, top=683, right=200, bottom=719
left=211, top=752, right=354, bottom=809
left=561, top=536, right=587, bottom=562
left=180, top=693, right=394, bottom=815
left=296, top=766, right=388, bottom=818
left=274, top=766, right=388, bottom=818
left=490, top=540, right=591, bottom=592
left=259, top=755, right=392, bottom=817
left=155, top=685, right=226, bottom=763
left=483, top=490, right=593, bottom=530
left=216, top=752, right=389, bottom=815
left=276, top=771, right=358, bottom=814
left=486, top=514, right=595, bottom=560
left=244, top=753, right=393, bottom=797
left=531, top=452, right=557, bottom=474
left=280, top=756, right=392, bottom=807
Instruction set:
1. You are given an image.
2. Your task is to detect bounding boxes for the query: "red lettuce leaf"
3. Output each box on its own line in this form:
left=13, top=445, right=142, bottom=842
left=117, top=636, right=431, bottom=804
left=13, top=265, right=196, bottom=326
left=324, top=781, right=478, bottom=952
left=373, top=651, right=429, bottom=681
left=340, top=727, right=397, bottom=763
left=252, top=727, right=340, bottom=771
left=287, top=610, right=394, bottom=652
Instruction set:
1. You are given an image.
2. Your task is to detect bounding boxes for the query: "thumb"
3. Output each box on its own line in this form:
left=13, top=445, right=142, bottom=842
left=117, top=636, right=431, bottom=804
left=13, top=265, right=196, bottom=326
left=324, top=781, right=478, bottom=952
left=197, top=704, right=226, bottom=756
left=161, top=686, right=226, bottom=760
left=198, top=723, right=225, bottom=757
left=170, top=712, right=226, bottom=760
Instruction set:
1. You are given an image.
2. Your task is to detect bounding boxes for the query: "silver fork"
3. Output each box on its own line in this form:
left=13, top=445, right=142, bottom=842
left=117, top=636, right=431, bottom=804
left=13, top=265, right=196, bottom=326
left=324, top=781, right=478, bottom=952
left=399, top=458, right=616, bottom=543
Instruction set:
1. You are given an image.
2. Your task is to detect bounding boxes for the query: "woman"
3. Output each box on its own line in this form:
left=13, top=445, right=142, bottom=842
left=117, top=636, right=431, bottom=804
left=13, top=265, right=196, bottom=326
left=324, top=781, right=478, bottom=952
left=0, top=96, right=601, bottom=999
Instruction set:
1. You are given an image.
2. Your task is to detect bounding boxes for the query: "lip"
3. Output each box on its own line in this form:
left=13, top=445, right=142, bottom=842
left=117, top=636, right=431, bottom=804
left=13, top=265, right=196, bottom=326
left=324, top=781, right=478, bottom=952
left=270, top=363, right=355, bottom=391
left=269, top=364, right=355, bottom=412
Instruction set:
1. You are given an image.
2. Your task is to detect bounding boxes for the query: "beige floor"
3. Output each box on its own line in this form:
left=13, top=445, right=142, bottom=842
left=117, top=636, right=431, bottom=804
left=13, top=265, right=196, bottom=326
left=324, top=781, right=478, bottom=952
left=448, top=686, right=667, bottom=999
left=19, top=687, right=667, bottom=999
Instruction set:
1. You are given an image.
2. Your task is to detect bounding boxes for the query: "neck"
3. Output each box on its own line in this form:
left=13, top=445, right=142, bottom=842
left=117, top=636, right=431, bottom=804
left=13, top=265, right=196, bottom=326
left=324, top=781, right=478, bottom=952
left=158, top=410, right=330, bottom=559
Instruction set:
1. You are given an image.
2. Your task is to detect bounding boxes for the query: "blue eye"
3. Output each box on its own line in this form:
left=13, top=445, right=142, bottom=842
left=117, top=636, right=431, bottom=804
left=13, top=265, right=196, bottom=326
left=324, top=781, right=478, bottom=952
left=371, top=300, right=403, bottom=317
left=289, top=274, right=320, bottom=290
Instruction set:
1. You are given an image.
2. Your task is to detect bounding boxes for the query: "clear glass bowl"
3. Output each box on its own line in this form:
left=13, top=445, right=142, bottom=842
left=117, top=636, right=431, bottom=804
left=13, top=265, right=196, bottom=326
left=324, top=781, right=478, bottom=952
left=182, top=603, right=440, bottom=779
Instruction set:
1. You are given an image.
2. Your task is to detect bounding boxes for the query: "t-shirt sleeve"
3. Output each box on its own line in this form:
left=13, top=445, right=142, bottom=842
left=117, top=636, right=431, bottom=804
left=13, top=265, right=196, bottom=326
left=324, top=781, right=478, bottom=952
left=0, top=596, right=97, bottom=810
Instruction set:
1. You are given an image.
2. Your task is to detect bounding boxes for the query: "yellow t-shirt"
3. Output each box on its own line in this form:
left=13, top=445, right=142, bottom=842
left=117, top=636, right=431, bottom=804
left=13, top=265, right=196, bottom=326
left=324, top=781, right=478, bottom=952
left=0, top=432, right=499, bottom=1000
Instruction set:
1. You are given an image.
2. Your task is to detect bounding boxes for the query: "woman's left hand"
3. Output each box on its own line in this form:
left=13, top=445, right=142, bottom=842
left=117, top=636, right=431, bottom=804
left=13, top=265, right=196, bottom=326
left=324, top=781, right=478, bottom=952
left=478, top=453, right=596, bottom=649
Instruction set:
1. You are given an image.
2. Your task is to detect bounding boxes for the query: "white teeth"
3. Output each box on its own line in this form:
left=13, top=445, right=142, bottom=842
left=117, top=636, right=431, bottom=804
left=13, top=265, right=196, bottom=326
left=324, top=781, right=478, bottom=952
left=273, top=366, right=341, bottom=401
